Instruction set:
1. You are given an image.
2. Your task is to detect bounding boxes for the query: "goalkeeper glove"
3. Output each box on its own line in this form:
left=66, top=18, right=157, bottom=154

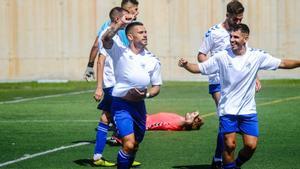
left=84, top=64, right=95, bottom=81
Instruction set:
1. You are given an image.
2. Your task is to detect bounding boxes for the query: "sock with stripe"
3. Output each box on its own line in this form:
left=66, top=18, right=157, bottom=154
left=213, top=132, right=224, bottom=162
left=223, top=162, right=236, bottom=169
left=117, top=149, right=134, bottom=169
left=93, top=122, right=109, bottom=160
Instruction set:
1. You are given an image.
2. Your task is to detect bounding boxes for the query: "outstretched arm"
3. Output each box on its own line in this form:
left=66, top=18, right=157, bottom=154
left=178, top=58, right=201, bottom=73
left=279, top=59, right=300, bottom=69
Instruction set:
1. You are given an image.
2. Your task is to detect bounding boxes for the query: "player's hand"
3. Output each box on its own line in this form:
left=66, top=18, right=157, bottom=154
left=120, top=14, right=134, bottom=24
left=255, top=78, right=261, bottom=92
left=84, top=66, right=95, bottom=82
left=94, top=87, right=104, bottom=102
left=122, top=88, right=147, bottom=102
left=178, top=58, right=188, bottom=67
left=132, top=11, right=139, bottom=20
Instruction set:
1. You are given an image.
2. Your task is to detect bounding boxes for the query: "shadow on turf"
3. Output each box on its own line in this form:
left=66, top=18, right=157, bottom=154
left=74, top=159, right=95, bottom=167
left=172, top=164, right=211, bottom=169
left=71, top=140, right=95, bottom=144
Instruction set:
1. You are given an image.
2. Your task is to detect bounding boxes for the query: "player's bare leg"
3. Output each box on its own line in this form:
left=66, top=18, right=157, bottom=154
left=223, top=132, right=237, bottom=169
left=235, top=134, right=258, bottom=168
left=117, top=133, right=141, bottom=169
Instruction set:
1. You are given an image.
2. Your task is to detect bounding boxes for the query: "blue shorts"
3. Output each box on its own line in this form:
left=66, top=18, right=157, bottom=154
left=111, top=97, right=146, bottom=143
left=97, top=87, right=114, bottom=112
left=209, top=84, right=221, bottom=95
left=219, top=114, right=259, bottom=137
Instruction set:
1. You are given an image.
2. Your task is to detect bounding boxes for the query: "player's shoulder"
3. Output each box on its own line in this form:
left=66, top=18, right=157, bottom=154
left=144, top=49, right=161, bottom=64
left=97, top=20, right=111, bottom=35
left=101, top=20, right=111, bottom=29
left=248, top=47, right=267, bottom=54
left=213, top=47, right=230, bottom=57
left=204, top=23, right=224, bottom=38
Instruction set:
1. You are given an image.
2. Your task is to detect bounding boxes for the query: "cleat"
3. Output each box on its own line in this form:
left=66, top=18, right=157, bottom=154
left=93, top=158, right=116, bottom=167
left=106, top=136, right=122, bottom=146
left=211, top=159, right=222, bottom=169
left=111, top=135, right=123, bottom=145
left=132, top=161, right=141, bottom=167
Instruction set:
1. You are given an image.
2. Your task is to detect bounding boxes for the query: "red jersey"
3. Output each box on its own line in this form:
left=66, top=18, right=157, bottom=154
left=146, top=112, right=185, bottom=131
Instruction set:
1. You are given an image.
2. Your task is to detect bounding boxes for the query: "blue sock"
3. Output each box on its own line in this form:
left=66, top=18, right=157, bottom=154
left=223, top=162, right=236, bottom=169
left=117, top=149, right=134, bottom=169
left=214, top=132, right=224, bottom=161
left=94, top=122, right=109, bottom=155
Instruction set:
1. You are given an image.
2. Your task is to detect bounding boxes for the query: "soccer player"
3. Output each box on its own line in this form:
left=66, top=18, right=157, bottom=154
left=87, top=1, right=140, bottom=167
left=146, top=111, right=204, bottom=131
left=179, top=23, right=300, bottom=169
left=101, top=14, right=162, bottom=169
left=197, top=1, right=260, bottom=168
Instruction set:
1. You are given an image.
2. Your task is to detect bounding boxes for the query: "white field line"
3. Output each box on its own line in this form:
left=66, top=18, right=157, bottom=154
left=0, top=90, right=93, bottom=104
left=0, top=142, right=91, bottom=168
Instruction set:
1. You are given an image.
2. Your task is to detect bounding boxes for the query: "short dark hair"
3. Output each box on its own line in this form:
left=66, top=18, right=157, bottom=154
left=109, top=7, right=125, bottom=21
left=121, top=0, right=139, bottom=7
left=125, top=22, right=144, bottom=35
left=233, top=23, right=250, bottom=35
left=227, top=0, right=244, bottom=15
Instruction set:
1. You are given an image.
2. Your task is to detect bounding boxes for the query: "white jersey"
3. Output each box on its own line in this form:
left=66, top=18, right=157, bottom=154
left=199, top=23, right=230, bottom=84
left=98, top=28, right=116, bottom=88
left=104, top=31, right=162, bottom=97
left=198, top=47, right=281, bottom=116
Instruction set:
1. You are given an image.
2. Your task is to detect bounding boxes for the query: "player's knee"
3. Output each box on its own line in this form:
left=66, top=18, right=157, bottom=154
left=244, top=141, right=257, bottom=152
left=100, top=113, right=110, bottom=124
left=123, top=140, right=136, bottom=153
left=225, top=141, right=236, bottom=152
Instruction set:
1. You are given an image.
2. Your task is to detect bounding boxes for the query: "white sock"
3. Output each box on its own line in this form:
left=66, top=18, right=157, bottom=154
left=93, top=153, right=102, bottom=161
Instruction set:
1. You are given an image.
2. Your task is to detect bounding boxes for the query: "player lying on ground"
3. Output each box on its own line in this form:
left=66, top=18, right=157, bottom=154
left=107, top=111, right=204, bottom=145
left=146, top=111, right=204, bottom=131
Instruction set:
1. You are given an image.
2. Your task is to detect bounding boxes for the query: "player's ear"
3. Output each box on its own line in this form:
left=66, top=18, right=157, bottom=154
left=112, top=17, right=119, bottom=24
left=226, top=13, right=230, bottom=19
left=244, top=34, right=249, bottom=42
left=127, top=33, right=134, bottom=41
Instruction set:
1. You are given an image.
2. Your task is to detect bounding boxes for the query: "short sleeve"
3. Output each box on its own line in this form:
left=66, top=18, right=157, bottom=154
left=150, top=59, right=162, bottom=86
left=198, top=57, right=219, bottom=75
left=198, top=30, right=214, bottom=54
left=259, top=52, right=281, bottom=70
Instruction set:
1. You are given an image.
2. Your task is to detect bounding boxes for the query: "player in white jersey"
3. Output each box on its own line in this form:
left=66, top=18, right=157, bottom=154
left=179, top=23, right=300, bottom=169
left=197, top=1, right=255, bottom=168
left=102, top=16, right=162, bottom=169
left=85, top=2, right=141, bottom=167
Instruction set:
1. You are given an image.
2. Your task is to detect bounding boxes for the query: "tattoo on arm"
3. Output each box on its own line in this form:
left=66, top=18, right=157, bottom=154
left=102, top=27, right=119, bottom=49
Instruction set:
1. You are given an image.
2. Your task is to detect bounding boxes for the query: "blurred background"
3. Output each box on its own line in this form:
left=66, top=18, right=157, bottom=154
left=0, top=0, right=299, bottom=82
